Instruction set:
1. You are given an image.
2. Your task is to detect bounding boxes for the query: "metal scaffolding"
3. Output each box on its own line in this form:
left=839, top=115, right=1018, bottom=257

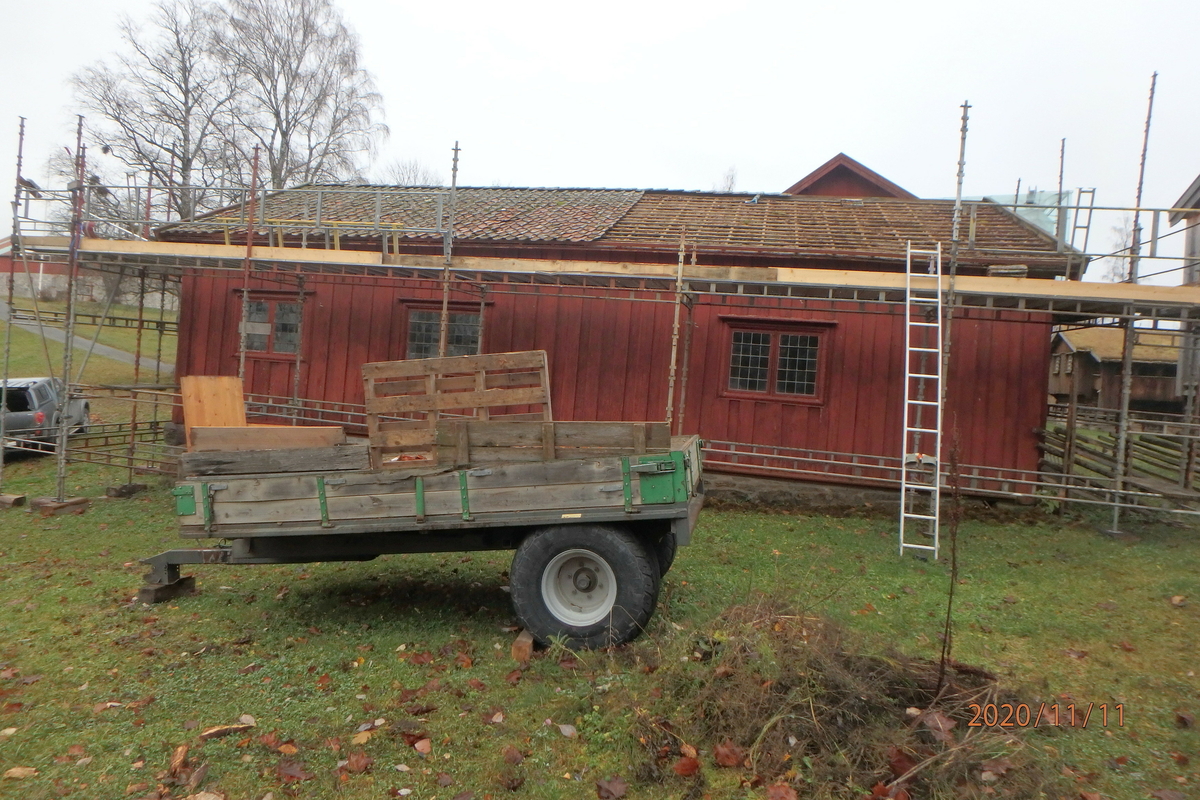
left=5, top=128, right=1200, bottom=526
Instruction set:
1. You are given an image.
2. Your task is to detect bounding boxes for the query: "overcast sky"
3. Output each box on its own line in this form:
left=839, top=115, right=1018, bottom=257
left=4, top=0, right=1199, bottom=275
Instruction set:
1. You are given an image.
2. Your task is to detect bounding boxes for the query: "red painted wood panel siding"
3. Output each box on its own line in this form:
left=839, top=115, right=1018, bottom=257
left=177, top=274, right=1050, bottom=478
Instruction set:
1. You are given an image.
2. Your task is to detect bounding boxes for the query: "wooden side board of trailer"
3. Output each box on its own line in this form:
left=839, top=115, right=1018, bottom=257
left=172, top=435, right=702, bottom=540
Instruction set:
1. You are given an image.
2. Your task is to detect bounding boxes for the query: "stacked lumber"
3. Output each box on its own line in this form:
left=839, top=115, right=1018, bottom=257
left=435, top=420, right=670, bottom=466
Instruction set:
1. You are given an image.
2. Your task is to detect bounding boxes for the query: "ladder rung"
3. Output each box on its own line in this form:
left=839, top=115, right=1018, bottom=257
left=909, top=347, right=940, bottom=353
left=902, top=513, right=938, bottom=521
left=901, top=543, right=938, bottom=552
left=909, top=297, right=940, bottom=304
left=906, top=399, right=939, bottom=406
left=909, top=321, right=940, bottom=327
left=910, top=373, right=939, bottom=379
left=906, top=426, right=939, bottom=434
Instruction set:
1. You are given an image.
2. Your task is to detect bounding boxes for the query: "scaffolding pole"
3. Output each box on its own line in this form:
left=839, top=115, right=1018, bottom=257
left=54, top=118, right=86, bottom=502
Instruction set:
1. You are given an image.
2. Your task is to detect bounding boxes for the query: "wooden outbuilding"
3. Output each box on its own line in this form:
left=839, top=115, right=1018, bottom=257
left=155, top=159, right=1079, bottom=490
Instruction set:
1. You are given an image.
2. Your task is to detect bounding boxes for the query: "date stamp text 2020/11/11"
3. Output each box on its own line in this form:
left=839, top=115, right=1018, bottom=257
left=967, top=703, right=1124, bottom=728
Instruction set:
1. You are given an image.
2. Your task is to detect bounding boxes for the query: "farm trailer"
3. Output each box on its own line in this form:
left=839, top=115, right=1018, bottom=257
left=140, top=423, right=704, bottom=648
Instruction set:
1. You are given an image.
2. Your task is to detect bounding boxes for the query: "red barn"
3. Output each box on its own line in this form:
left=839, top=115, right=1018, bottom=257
left=156, top=161, right=1075, bottom=491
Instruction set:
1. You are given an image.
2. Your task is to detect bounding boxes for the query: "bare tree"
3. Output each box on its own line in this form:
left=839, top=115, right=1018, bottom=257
left=373, top=158, right=442, bottom=186
left=72, top=0, right=236, bottom=218
left=1102, top=214, right=1135, bottom=282
left=211, top=0, right=387, bottom=189
left=714, top=166, right=737, bottom=193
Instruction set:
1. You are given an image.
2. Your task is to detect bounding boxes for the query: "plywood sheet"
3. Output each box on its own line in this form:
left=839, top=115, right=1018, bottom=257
left=180, top=375, right=246, bottom=449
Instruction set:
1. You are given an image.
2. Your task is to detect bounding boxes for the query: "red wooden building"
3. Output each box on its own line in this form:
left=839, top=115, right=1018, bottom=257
left=157, top=159, right=1074, bottom=489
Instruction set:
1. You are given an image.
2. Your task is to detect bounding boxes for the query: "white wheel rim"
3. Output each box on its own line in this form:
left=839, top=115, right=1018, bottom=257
left=540, top=548, right=617, bottom=627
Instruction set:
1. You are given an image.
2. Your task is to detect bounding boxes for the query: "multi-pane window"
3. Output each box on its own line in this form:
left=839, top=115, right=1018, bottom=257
left=406, top=309, right=481, bottom=359
left=242, top=300, right=301, bottom=354
left=727, top=328, right=821, bottom=397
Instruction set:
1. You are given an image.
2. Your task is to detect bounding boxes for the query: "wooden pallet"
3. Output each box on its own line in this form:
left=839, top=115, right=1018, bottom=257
left=363, top=351, right=552, bottom=469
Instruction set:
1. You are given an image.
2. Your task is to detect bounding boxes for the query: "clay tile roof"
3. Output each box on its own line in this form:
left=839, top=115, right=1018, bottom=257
left=156, top=184, right=1070, bottom=272
left=159, top=186, right=644, bottom=243
left=600, top=192, right=1062, bottom=266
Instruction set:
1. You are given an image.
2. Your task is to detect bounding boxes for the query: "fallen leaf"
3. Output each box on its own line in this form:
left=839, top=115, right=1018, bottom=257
left=238, top=664, right=261, bottom=675
left=351, top=730, right=374, bottom=745
left=169, top=744, right=189, bottom=777
left=277, top=760, right=313, bottom=782
left=918, top=709, right=957, bottom=743
left=93, top=701, right=123, bottom=713
left=75, top=757, right=93, bottom=767
left=1064, top=648, right=1088, bottom=660
left=713, top=740, right=744, bottom=768
left=413, top=738, right=432, bottom=754
left=1079, top=793, right=1102, bottom=800
left=3, top=767, right=37, bottom=779
left=596, top=775, right=628, bottom=799
left=467, top=678, right=486, bottom=692
left=559, top=655, right=580, bottom=670
left=237, top=714, right=256, bottom=726
left=316, top=673, right=332, bottom=692
left=455, top=654, right=473, bottom=669
left=558, top=723, right=578, bottom=738
left=1169, top=752, right=1189, bottom=767
left=1115, top=641, right=1136, bottom=652
left=1175, top=711, right=1194, bottom=728
left=437, top=772, right=454, bottom=786
left=277, top=743, right=298, bottom=755
left=451, top=792, right=476, bottom=800
left=346, top=751, right=373, bottom=774
left=498, top=775, right=524, bottom=791
left=1003, top=595, right=1018, bottom=604
left=183, top=720, right=199, bottom=730
left=765, top=784, right=798, bottom=800
left=504, top=669, right=522, bottom=685
left=714, top=664, right=735, bottom=679
left=199, top=723, right=253, bottom=740
left=502, top=745, right=523, bottom=765
left=1150, top=791, right=1186, bottom=800
left=182, top=792, right=225, bottom=800
left=887, top=746, right=918, bottom=780
left=981, top=757, right=1014, bottom=776
left=1169, top=595, right=1186, bottom=608
left=680, top=743, right=698, bottom=759
left=672, top=756, right=700, bottom=776
left=18, top=675, right=41, bottom=685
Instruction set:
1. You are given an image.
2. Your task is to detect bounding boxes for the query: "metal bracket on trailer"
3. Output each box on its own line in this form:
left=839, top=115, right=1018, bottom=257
left=137, top=546, right=232, bottom=604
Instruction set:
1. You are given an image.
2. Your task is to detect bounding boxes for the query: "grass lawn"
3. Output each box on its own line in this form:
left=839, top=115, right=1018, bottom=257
left=0, top=455, right=1197, bottom=800
left=7, top=299, right=177, bottom=370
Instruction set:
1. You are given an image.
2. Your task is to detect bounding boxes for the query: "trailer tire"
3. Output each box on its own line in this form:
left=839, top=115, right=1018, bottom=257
left=510, top=524, right=658, bottom=650
left=653, top=530, right=677, bottom=576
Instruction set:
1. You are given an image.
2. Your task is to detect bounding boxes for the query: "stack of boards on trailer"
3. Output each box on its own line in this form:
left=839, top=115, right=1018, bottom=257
left=144, top=351, right=705, bottom=648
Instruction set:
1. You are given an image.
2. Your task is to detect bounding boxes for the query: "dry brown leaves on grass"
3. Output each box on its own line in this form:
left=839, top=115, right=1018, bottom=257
left=633, top=595, right=1072, bottom=799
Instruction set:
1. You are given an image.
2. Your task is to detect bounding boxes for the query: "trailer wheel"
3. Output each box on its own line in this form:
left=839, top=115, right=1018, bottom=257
left=653, top=530, right=677, bottom=576
left=510, top=525, right=658, bottom=649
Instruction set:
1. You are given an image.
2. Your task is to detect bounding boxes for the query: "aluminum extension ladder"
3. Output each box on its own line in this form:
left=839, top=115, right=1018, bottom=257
left=899, top=242, right=944, bottom=559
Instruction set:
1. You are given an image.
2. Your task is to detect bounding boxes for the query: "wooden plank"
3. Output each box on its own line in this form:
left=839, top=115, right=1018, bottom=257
left=209, top=481, right=635, bottom=526
left=190, top=425, right=346, bottom=452
left=367, top=385, right=548, bottom=415
left=435, top=445, right=672, bottom=464
left=370, top=370, right=544, bottom=397
left=542, top=422, right=556, bottom=461
left=180, top=375, right=246, bottom=449
left=179, top=445, right=371, bottom=476
left=362, top=351, right=547, bottom=380
left=375, top=429, right=437, bottom=448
